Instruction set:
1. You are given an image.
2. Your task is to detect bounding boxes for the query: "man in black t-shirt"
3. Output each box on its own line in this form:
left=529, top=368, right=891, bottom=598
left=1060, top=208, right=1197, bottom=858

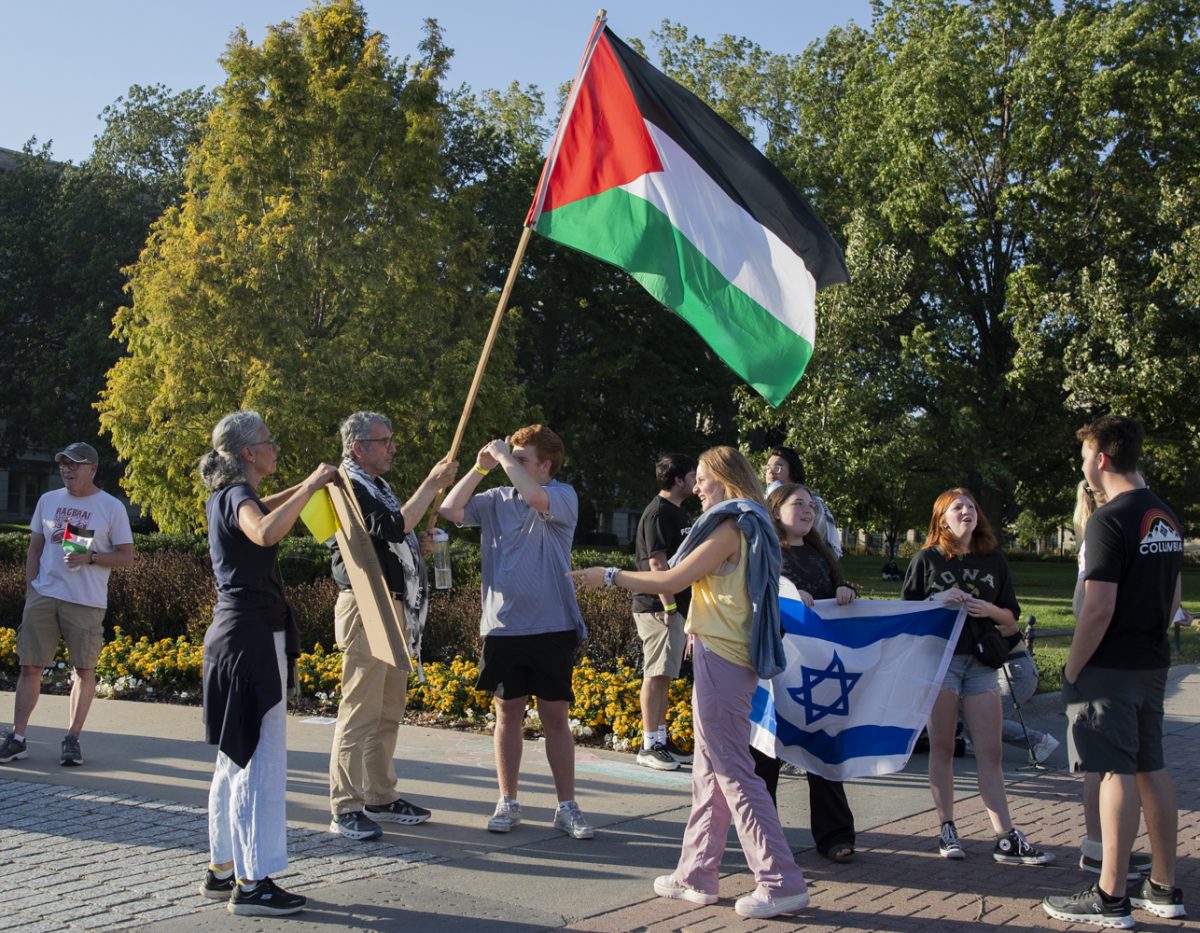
left=1044, top=416, right=1186, bottom=927
left=632, top=454, right=695, bottom=771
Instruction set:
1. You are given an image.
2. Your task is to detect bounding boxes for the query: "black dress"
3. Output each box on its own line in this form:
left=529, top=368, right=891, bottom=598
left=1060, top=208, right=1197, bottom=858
left=752, top=543, right=857, bottom=857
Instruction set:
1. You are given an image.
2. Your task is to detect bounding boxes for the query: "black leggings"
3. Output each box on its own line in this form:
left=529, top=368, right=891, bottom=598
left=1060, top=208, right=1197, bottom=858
left=751, top=745, right=856, bottom=855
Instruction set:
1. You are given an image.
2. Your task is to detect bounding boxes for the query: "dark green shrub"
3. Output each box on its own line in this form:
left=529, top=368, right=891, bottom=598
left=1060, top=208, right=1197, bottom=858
left=0, top=532, right=31, bottom=564
left=288, top=577, right=338, bottom=650
left=107, top=551, right=214, bottom=640
left=0, top=562, right=25, bottom=628
left=132, top=531, right=209, bottom=558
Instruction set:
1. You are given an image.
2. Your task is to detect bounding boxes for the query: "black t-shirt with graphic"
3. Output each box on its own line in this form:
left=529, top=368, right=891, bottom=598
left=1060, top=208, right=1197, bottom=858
left=781, top=544, right=836, bottom=600
left=1084, top=487, right=1183, bottom=670
left=901, top=547, right=1020, bottom=655
left=633, top=495, right=692, bottom=615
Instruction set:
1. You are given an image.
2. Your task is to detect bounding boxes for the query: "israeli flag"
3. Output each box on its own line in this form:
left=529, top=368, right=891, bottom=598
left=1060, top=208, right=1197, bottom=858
left=750, top=583, right=966, bottom=782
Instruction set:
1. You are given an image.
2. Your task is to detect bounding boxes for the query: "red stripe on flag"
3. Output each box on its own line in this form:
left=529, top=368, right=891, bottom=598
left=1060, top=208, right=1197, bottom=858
left=538, top=35, right=662, bottom=215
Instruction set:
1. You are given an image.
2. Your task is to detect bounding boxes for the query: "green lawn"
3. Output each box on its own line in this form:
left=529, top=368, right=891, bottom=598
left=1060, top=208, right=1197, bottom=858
left=840, top=554, right=1200, bottom=691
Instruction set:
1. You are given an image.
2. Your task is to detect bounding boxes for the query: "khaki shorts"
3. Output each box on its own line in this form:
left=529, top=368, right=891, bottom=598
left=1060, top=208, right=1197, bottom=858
left=634, top=610, right=686, bottom=679
left=18, top=589, right=107, bottom=669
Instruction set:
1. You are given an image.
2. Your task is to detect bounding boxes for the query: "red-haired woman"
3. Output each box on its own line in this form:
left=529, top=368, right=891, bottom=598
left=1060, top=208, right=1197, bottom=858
left=902, top=488, right=1052, bottom=866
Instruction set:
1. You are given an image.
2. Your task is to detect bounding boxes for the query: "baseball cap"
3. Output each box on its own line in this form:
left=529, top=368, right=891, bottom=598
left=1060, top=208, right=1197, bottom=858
left=55, top=443, right=99, bottom=465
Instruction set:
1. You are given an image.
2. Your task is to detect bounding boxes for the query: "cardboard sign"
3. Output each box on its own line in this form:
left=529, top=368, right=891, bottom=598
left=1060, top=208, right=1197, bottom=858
left=327, top=466, right=412, bottom=671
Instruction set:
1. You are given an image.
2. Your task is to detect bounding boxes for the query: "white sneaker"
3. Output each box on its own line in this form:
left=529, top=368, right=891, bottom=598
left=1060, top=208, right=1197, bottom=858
left=1032, top=733, right=1060, bottom=764
left=734, top=889, right=810, bottom=919
left=486, top=799, right=521, bottom=833
left=553, top=802, right=594, bottom=839
left=653, top=875, right=717, bottom=906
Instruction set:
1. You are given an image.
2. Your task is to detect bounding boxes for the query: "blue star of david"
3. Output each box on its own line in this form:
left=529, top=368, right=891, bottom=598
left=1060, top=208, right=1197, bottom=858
left=787, top=651, right=862, bottom=726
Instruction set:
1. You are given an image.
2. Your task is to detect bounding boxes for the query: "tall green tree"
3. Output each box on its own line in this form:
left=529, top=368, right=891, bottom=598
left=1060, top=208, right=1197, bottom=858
left=654, top=0, right=1199, bottom=530
left=99, top=2, right=524, bottom=530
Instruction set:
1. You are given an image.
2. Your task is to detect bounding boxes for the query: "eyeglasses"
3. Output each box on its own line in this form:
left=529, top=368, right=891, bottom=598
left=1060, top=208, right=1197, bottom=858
left=58, top=461, right=93, bottom=471
left=249, top=436, right=279, bottom=450
left=358, top=435, right=394, bottom=446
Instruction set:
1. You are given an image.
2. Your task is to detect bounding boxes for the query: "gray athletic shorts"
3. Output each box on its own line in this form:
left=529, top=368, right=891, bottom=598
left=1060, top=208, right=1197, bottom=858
left=1063, top=665, right=1167, bottom=775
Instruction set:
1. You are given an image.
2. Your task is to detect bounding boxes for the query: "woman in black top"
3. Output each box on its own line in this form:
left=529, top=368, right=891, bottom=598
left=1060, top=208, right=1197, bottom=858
left=902, top=487, right=1051, bottom=865
left=198, top=410, right=336, bottom=916
left=751, top=483, right=858, bottom=861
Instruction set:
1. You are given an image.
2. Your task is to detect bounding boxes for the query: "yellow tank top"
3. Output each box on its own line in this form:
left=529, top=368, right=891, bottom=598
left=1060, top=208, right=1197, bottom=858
left=686, top=534, right=752, bottom=669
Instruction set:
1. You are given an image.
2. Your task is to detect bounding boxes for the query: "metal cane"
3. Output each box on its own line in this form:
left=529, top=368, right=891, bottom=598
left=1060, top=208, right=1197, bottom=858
left=1000, top=660, right=1046, bottom=772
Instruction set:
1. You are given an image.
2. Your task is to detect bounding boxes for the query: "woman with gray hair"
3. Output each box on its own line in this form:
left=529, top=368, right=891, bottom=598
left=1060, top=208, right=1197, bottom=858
left=198, top=410, right=337, bottom=916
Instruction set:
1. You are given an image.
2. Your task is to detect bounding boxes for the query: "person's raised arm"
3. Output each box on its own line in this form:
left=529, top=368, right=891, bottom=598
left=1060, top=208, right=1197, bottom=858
left=490, top=438, right=549, bottom=514
left=569, top=519, right=740, bottom=595
left=400, top=458, right=458, bottom=532
left=439, top=443, right=496, bottom=525
left=239, top=463, right=338, bottom=547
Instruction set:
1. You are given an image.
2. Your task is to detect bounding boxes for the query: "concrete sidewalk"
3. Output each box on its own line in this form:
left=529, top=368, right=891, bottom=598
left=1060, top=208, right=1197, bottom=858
left=1, top=666, right=1197, bottom=932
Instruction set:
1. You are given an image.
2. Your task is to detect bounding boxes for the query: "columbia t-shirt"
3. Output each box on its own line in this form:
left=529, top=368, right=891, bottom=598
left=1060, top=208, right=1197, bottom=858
left=1083, top=487, right=1183, bottom=670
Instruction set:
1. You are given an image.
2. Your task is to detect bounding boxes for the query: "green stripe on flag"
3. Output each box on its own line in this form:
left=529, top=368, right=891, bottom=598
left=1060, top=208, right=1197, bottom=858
left=537, top=186, right=814, bottom=405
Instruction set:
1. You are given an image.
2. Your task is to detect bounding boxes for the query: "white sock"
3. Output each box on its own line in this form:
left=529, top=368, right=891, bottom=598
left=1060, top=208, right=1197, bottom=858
left=12, top=732, right=24, bottom=742
left=1080, top=837, right=1103, bottom=860
left=643, top=733, right=655, bottom=750
left=655, top=726, right=668, bottom=746
left=500, top=795, right=518, bottom=806
left=557, top=799, right=575, bottom=810
left=209, top=866, right=233, bottom=879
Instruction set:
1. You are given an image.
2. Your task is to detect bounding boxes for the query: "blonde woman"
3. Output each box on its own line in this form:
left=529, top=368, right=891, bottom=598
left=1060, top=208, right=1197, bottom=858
left=570, top=447, right=807, bottom=921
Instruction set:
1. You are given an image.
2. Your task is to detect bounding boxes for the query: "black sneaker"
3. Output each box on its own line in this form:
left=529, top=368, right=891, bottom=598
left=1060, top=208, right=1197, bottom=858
left=61, top=734, right=83, bottom=767
left=1080, top=850, right=1153, bottom=880
left=329, top=810, right=383, bottom=840
left=664, top=740, right=693, bottom=764
left=938, top=820, right=964, bottom=859
left=199, top=868, right=236, bottom=899
left=636, top=743, right=680, bottom=771
left=1042, top=882, right=1134, bottom=929
left=993, top=827, right=1054, bottom=865
left=0, top=733, right=27, bottom=764
left=227, top=877, right=306, bottom=916
left=365, top=797, right=431, bottom=825
left=1128, top=877, right=1186, bottom=919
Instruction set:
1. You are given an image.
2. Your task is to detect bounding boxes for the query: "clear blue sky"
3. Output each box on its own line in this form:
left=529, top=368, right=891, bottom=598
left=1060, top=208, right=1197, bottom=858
left=2, top=1, right=873, bottom=165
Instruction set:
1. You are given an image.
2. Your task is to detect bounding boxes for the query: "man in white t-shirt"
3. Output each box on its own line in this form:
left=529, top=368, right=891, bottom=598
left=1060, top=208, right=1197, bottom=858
left=0, top=443, right=135, bottom=768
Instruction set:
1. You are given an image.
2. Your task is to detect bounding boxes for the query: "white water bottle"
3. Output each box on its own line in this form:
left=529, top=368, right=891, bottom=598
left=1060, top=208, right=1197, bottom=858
left=431, top=528, right=452, bottom=590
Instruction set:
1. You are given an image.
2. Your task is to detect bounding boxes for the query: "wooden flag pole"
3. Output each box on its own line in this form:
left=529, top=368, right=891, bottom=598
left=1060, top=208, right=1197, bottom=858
left=424, top=224, right=534, bottom=530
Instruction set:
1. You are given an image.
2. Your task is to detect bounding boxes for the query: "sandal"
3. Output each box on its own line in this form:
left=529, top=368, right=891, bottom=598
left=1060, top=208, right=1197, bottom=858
left=825, top=843, right=855, bottom=863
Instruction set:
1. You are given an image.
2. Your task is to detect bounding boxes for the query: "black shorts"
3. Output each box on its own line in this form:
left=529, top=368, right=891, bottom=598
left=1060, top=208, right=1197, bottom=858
left=1064, top=665, right=1167, bottom=775
left=476, top=630, right=578, bottom=702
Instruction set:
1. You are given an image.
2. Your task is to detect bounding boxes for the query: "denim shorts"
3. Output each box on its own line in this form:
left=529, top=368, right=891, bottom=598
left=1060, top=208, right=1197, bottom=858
left=941, top=652, right=1000, bottom=697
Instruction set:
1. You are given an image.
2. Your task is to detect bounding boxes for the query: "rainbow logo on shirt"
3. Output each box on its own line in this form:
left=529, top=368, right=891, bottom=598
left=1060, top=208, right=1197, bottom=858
left=1139, top=509, right=1182, bottom=555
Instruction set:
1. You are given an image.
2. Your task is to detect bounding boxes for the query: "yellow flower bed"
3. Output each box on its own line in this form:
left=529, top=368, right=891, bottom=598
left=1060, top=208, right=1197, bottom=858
left=0, top=628, right=695, bottom=750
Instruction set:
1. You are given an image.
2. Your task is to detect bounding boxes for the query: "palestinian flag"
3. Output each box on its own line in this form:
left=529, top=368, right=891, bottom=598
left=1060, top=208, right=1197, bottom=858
left=527, top=19, right=849, bottom=406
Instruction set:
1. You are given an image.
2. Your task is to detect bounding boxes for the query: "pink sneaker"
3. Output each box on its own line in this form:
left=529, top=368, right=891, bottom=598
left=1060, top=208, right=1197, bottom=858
left=653, top=875, right=718, bottom=906
left=734, top=888, right=810, bottom=919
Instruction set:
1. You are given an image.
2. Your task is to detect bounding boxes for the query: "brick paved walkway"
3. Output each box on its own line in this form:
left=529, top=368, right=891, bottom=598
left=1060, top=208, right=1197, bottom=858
left=567, top=729, right=1200, bottom=932
left=1, top=780, right=441, bottom=932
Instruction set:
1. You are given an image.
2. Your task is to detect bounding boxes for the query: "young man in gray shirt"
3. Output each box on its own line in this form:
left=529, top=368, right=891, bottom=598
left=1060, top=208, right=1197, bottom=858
left=440, top=424, right=592, bottom=839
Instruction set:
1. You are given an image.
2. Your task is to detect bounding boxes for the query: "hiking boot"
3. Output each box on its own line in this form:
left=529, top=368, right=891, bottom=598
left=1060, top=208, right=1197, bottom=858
left=994, top=827, right=1054, bottom=865
left=734, top=889, right=811, bottom=919
left=227, top=877, right=306, bottom=916
left=1128, top=877, right=1186, bottom=918
left=329, top=811, right=383, bottom=841
left=486, top=799, right=521, bottom=833
left=636, top=743, right=680, bottom=771
left=553, top=802, right=594, bottom=839
left=0, top=733, right=27, bottom=764
left=365, top=797, right=431, bottom=825
left=1080, top=850, right=1152, bottom=880
left=61, top=734, right=83, bottom=767
left=653, top=874, right=717, bottom=906
left=664, top=739, right=693, bottom=764
left=1032, top=733, right=1061, bottom=764
left=938, top=820, right=964, bottom=859
left=1042, top=882, right=1134, bottom=929
left=199, top=868, right=236, bottom=900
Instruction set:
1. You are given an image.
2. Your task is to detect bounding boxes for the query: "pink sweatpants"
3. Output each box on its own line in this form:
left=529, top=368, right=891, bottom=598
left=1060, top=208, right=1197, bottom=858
left=674, top=639, right=807, bottom=897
